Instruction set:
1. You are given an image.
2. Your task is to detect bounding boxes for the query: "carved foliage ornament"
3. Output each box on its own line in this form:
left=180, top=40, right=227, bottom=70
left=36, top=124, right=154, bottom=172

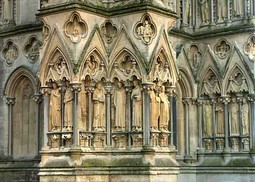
left=134, top=14, right=156, bottom=44
left=101, top=20, right=118, bottom=43
left=214, top=39, right=231, bottom=59
left=64, top=12, right=87, bottom=43
left=2, top=40, right=18, bottom=66
left=24, top=36, right=42, bottom=62
left=244, top=35, right=255, bottom=60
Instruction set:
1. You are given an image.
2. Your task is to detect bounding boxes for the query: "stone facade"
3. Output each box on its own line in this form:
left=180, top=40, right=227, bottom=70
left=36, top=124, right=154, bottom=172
left=0, top=0, right=254, bottom=182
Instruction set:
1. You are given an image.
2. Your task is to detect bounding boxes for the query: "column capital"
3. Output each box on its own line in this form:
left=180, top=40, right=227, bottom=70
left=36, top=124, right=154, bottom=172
left=220, top=96, right=231, bottom=104
left=6, top=97, right=15, bottom=105
left=85, top=85, right=95, bottom=93
left=70, top=82, right=82, bottom=93
left=33, top=94, right=43, bottom=104
left=141, top=82, right=153, bottom=92
left=41, top=87, right=51, bottom=96
left=248, top=94, right=255, bottom=102
left=58, top=83, right=67, bottom=93
left=104, top=83, right=113, bottom=94
left=182, top=97, right=192, bottom=105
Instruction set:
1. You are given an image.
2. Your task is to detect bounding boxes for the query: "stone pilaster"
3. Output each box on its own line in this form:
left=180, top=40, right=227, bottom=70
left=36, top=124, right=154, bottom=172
left=33, top=94, right=42, bottom=155
left=41, top=87, right=51, bottom=150
left=6, top=97, right=15, bottom=157
left=71, top=83, right=82, bottom=147
left=85, top=85, right=94, bottom=132
left=104, top=83, right=113, bottom=148
left=125, top=84, right=133, bottom=148
left=182, top=97, right=191, bottom=159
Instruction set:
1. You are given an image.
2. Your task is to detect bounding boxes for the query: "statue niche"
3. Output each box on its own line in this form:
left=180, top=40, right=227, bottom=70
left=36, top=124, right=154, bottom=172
left=159, top=85, right=170, bottom=132
left=187, top=45, right=202, bottom=70
left=203, top=100, right=213, bottom=137
left=216, top=0, right=227, bottom=22
left=92, top=81, right=106, bottom=132
left=64, top=85, right=73, bottom=127
left=242, top=98, right=249, bottom=135
left=113, top=81, right=126, bottom=131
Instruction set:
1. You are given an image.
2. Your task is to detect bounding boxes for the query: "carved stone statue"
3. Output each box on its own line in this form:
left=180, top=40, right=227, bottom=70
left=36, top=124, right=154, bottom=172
left=50, top=83, right=61, bottom=130
left=131, top=80, right=142, bottom=131
left=203, top=100, right=212, bottom=136
left=93, top=82, right=106, bottom=131
left=113, top=82, right=126, bottom=131
left=159, top=85, right=170, bottom=132
left=229, top=98, right=240, bottom=136
left=149, top=83, right=160, bottom=131
left=216, top=103, right=224, bottom=136
left=198, top=0, right=209, bottom=24
left=242, top=98, right=249, bottom=135
left=183, top=0, right=191, bottom=25
left=216, top=0, right=227, bottom=22
left=64, top=87, right=73, bottom=127
left=233, top=0, right=243, bottom=17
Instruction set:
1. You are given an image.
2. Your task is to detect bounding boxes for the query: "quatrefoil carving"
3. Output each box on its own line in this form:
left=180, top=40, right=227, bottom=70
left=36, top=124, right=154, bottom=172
left=64, top=12, right=87, bottom=43
left=24, top=36, right=42, bottom=62
left=2, top=40, right=18, bottom=66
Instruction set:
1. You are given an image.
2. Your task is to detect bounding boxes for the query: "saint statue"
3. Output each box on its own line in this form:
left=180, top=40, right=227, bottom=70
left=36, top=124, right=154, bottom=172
left=242, top=98, right=249, bottom=135
left=229, top=98, right=240, bottom=136
left=149, top=83, right=161, bottom=131
left=216, top=103, right=224, bottom=136
left=233, top=0, right=243, bottom=17
left=50, top=83, right=61, bottom=130
left=137, top=19, right=154, bottom=43
left=64, top=87, right=73, bottom=127
left=216, top=0, right=227, bottom=22
left=113, top=82, right=126, bottom=131
left=183, top=0, right=191, bottom=25
left=159, top=85, right=170, bottom=131
left=203, top=100, right=212, bottom=136
left=93, top=82, right=105, bottom=131
left=198, top=0, right=209, bottom=24
left=131, top=80, right=142, bottom=131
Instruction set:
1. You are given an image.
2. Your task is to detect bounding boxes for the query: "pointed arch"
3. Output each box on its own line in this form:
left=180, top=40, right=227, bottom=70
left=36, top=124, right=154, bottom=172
left=38, top=46, right=73, bottom=85
left=199, top=67, right=222, bottom=97
left=223, top=63, right=252, bottom=94
left=109, top=48, right=146, bottom=82
left=79, top=47, right=108, bottom=82
left=178, top=68, right=195, bottom=97
left=4, top=66, right=39, bottom=96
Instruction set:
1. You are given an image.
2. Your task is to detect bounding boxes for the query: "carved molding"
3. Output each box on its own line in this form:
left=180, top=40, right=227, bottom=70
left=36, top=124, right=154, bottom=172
left=2, top=40, right=18, bottom=66
left=64, top=12, right=87, bottom=43
left=23, top=36, right=42, bottom=63
left=101, top=20, right=118, bottom=43
left=214, top=39, right=231, bottom=59
left=43, top=23, right=50, bottom=41
left=134, top=14, right=156, bottom=44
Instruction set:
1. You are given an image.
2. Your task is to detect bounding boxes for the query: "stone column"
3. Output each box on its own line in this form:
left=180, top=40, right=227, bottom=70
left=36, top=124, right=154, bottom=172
left=181, top=0, right=187, bottom=28
left=211, top=98, right=217, bottom=151
left=221, top=97, right=231, bottom=152
left=197, top=99, right=203, bottom=149
left=249, top=94, right=255, bottom=150
left=41, top=87, right=51, bottom=149
left=33, top=94, right=42, bottom=155
left=71, top=83, right=81, bottom=146
left=237, top=95, right=243, bottom=136
left=105, top=83, right=113, bottom=147
left=227, top=0, right=231, bottom=24
left=141, top=83, right=153, bottom=149
left=125, top=84, right=133, bottom=148
left=85, top=85, right=94, bottom=132
left=6, top=97, right=15, bottom=157
left=210, top=0, right=215, bottom=26
left=58, top=84, right=66, bottom=147
left=182, top=98, right=190, bottom=157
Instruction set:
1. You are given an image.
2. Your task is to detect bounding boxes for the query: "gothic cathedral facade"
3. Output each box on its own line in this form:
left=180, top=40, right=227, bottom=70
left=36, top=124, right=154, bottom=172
left=0, top=0, right=254, bottom=182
